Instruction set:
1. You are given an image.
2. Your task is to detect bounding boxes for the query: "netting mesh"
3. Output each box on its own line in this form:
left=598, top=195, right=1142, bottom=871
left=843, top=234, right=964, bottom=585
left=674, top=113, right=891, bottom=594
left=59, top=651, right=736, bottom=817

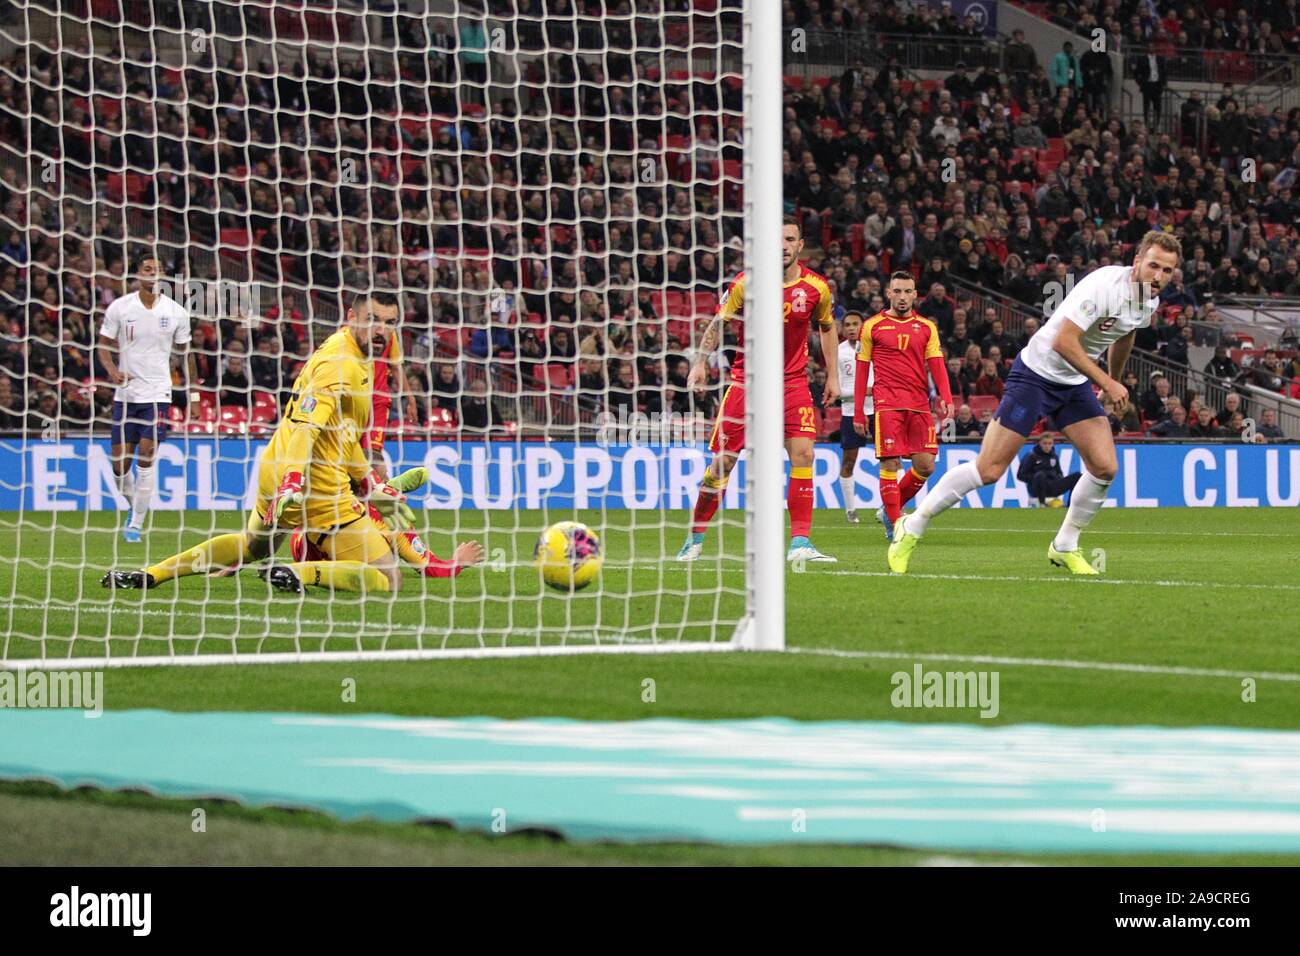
left=0, top=0, right=753, bottom=662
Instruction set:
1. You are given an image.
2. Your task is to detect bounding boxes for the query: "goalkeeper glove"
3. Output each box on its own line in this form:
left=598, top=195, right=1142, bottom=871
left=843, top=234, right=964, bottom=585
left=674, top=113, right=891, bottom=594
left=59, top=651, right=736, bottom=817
left=265, top=471, right=304, bottom=526
left=361, top=468, right=425, bottom=531
left=358, top=470, right=412, bottom=526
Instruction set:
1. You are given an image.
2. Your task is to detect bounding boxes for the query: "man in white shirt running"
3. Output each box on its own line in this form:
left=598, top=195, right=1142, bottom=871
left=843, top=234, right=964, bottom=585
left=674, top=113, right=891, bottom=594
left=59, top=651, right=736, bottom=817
left=888, top=232, right=1181, bottom=575
left=96, top=257, right=198, bottom=543
left=836, top=310, right=873, bottom=523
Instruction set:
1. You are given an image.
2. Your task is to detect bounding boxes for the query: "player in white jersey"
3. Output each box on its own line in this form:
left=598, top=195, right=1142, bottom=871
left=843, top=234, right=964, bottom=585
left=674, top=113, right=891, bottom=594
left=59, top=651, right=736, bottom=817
left=888, top=232, right=1182, bottom=575
left=96, top=257, right=198, bottom=543
left=836, top=311, right=873, bottom=523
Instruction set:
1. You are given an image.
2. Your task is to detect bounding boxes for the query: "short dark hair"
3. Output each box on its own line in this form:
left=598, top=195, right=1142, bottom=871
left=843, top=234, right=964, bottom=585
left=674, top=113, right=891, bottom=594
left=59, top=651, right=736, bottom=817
left=350, top=288, right=400, bottom=311
left=888, top=270, right=915, bottom=286
left=782, top=214, right=803, bottom=236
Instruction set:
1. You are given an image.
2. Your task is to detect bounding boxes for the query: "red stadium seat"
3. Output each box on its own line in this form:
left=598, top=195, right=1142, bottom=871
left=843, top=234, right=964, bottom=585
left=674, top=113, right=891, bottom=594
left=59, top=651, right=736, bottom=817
left=219, top=228, right=251, bottom=249
left=691, top=292, right=716, bottom=315
left=822, top=406, right=843, bottom=438
left=252, top=391, right=278, bottom=423
left=218, top=405, right=249, bottom=435
left=545, top=364, right=574, bottom=390
left=667, top=319, right=693, bottom=344
left=124, top=173, right=149, bottom=201
left=186, top=400, right=217, bottom=435
left=93, top=95, right=121, bottom=124
left=428, top=406, right=458, bottom=434
left=966, top=395, right=1000, bottom=419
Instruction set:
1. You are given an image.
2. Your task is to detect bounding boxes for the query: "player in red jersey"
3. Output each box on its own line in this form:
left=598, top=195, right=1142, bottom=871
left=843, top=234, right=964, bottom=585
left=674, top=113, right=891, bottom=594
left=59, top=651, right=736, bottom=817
left=678, top=216, right=841, bottom=563
left=854, top=271, right=954, bottom=542
left=364, top=330, right=403, bottom=479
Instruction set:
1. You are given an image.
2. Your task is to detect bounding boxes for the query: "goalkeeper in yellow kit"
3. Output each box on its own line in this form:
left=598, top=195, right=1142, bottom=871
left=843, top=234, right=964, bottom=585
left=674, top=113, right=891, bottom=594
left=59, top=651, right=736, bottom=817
left=101, top=289, right=417, bottom=594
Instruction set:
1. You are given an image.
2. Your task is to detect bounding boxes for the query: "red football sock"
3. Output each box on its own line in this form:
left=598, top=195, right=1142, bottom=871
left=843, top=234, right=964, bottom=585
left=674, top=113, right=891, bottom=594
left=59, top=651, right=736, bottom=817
left=879, top=467, right=901, bottom=523
left=692, top=489, right=721, bottom=532
left=788, top=466, right=814, bottom=539
left=897, top=468, right=927, bottom=506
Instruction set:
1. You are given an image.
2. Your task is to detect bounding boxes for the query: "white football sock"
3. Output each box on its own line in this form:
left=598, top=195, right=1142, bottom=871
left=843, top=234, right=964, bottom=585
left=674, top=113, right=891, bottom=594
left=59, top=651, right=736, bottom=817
left=839, top=476, right=856, bottom=511
left=129, top=465, right=155, bottom=530
left=116, top=469, right=136, bottom=507
left=908, top=460, right=985, bottom=536
left=1052, top=469, right=1112, bottom=553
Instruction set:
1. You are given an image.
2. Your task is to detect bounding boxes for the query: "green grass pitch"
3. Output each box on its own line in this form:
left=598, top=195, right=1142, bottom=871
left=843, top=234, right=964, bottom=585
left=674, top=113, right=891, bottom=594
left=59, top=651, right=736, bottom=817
left=2, top=505, right=1298, bottom=865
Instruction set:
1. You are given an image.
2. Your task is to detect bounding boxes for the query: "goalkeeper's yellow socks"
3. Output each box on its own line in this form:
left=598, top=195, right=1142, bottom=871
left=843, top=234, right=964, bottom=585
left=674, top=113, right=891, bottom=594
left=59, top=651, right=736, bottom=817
left=148, top=533, right=248, bottom=583
left=288, top=561, right=392, bottom=592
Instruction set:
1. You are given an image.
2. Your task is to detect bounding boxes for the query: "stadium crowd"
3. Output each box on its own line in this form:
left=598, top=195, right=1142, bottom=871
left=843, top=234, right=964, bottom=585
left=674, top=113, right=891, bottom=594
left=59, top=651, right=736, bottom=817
left=0, top=0, right=1296, bottom=443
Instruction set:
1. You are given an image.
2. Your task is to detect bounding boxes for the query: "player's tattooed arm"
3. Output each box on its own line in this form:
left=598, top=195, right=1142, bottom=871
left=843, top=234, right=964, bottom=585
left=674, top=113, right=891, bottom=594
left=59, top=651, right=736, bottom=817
left=688, top=316, right=722, bottom=391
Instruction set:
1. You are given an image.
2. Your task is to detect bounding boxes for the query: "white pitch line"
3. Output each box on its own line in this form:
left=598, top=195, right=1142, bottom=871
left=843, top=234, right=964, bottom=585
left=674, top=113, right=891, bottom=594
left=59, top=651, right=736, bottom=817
left=610, top=562, right=1300, bottom=594
left=784, top=646, right=1300, bottom=683
left=814, top=569, right=1300, bottom=593
left=935, top=525, right=1300, bottom=539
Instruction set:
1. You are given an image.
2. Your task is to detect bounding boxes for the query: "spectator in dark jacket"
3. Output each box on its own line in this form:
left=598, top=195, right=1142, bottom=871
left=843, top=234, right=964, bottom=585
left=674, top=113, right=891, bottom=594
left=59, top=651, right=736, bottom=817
left=1204, top=345, right=1239, bottom=380
left=1257, top=409, right=1286, bottom=440
left=1016, top=433, right=1081, bottom=505
left=952, top=403, right=983, bottom=437
left=1162, top=326, right=1192, bottom=366
left=1189, top=406, right=1228, bottom=438
left=1142, top=374, right=1173, bottom=421
left=431, top=362, right=461, bottom=414
left=460, top=379, right=500, bottom=433
left=1150, top=404, right=1190, bottom=437
left=218, top=348, right=252, bottom=409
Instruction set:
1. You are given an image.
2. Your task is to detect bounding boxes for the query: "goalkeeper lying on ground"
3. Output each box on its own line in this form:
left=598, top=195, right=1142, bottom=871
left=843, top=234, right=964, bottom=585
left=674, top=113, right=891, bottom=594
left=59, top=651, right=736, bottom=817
left=99, top=289, right=474, bottom=594
left=288, top=475, right=484, bottom=583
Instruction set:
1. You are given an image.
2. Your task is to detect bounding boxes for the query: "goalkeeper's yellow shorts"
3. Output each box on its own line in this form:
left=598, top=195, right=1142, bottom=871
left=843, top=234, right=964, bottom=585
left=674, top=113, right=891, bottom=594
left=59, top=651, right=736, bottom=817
left=249, top=505, right=390, bottom=566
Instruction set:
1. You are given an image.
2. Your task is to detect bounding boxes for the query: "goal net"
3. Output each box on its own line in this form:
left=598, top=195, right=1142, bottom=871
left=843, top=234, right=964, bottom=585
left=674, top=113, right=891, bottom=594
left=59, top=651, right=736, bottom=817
left=0, top=0, right=785, bottom=665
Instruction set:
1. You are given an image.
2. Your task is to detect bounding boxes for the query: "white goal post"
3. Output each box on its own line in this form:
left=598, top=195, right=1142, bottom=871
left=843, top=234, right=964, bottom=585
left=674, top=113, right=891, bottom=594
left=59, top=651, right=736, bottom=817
left=0, top=0, right=785, bottom=667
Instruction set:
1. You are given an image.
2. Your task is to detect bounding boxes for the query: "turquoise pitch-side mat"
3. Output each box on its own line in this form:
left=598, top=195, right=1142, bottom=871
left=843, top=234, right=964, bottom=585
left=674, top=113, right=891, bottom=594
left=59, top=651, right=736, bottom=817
left=3, top=709, right=1300, bottom=852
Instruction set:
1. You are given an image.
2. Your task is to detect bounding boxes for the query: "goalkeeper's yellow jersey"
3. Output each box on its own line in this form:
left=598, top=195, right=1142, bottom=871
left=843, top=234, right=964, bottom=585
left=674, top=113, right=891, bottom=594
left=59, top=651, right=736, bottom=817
left=258, top=329, right=373, bottom=528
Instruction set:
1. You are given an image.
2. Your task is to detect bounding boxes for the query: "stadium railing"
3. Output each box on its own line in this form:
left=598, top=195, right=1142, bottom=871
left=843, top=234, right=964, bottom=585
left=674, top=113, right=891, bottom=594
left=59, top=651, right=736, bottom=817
left=1120, top=46, right=1297, bottom=87
left=781, top=29, right=1004, bottom=80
